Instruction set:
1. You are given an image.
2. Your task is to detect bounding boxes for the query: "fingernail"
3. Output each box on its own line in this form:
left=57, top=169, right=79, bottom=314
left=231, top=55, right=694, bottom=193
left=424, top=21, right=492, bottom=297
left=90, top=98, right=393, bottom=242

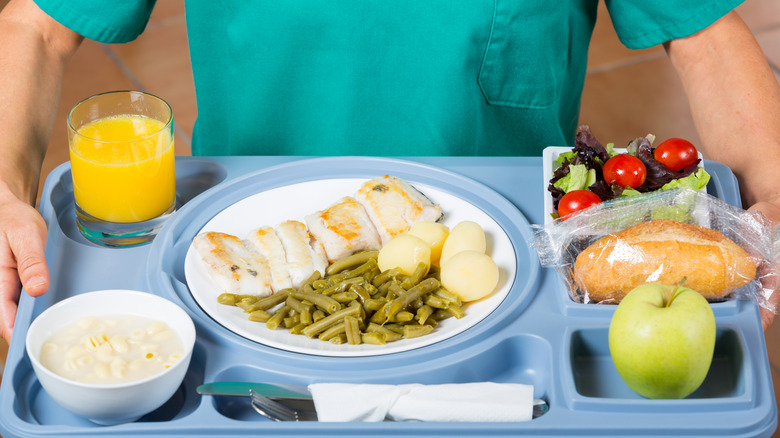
left=27, top=277, right=47, bottom=290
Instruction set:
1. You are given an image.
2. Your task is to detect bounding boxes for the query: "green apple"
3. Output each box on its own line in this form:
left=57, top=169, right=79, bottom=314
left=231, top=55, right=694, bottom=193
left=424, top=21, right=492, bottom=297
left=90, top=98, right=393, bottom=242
left=608, top=283, right=716, bottom=399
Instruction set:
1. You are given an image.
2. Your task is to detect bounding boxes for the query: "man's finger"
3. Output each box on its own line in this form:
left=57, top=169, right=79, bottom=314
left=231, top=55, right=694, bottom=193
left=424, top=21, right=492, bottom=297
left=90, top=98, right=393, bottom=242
left=0, top=269, right=22, bottom=343
left=8, top=216, right=49, bottom=297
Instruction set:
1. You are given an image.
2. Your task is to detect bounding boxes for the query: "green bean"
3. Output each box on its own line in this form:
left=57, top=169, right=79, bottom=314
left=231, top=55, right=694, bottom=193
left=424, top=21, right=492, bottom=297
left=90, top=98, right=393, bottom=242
left=217, top=249, right=471, bottom=347
left=344, top=316, right=362, bottom=345
left=326, top=250, right=379, bottom=275
left=315, top=277, right=363, bottom=296
left=383, top=323, right=406, bottom=334
left=424, top=294, right=451, bottom=309
left=366, top=323, right=403, bottom=342
left=302, top=303, right=361, bottom=338
left=217, top=293, right=238, bottom=306
left=403, top=324, right=434, bottom=339
left=387, top=282, right=404, bottom=300
left=425, top=264, right=441, bottom=280
left=299, top=307, right=313, bottom=325
left=326, top=258, right=379, bottom=285
left=236, top=301, right=255, bottom=312
left=329, top=334, right=348, bottom=344
left=446, top=305, right=465, bottom=319
left=218, top=293, right=261, bottom=306
left=289, top=323, right=307, bottom=335
left=248, top=289, right=292, bottom=311
left=416, top=305, right=433, bottom=325
left=435, top=288, right=462, bottom=307
left=372, top=267, right=402, bottom=287
left=431, top=309, right=454, bottom=321
left=312, top=279, right=330, bottom=290
left=266, top=305, right=291, bottom=330
left=401, top=262, right=428, bottom=289
left=391, top=310, right=414, bottom=323
left=385, top=278, right=440, bottom=322
left=361, top=332, right=387, bottom=345
left=362, top=269, right=379, bottom=285
left=283, top=314, right=300, bottom=328
left=331, top=290, right=359, bottom=303
left=300, top=270, right=322, bottom=289
left=248, top=309, right=272, bottom=322
left=369, top=302, right=390, bottom=324
left=350, top=283, right=371, bottom=302
left=290, top=291, right=340, bottom=314
left=365, top=298, right=387, bottom=311
left=286, top=296, right=313, bottom=314
left=318, top=322, right=346, bottom=341
left=363, top=282, right=378, bottom=296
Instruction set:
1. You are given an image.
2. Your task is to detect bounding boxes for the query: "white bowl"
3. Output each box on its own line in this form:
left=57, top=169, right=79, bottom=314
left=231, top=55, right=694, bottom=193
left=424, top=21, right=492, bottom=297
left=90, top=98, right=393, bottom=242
left=25, top=290, right=196, bottom=425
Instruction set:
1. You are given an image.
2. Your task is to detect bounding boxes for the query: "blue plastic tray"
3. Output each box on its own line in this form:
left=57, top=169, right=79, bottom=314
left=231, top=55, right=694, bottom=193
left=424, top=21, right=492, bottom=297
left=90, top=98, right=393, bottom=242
left=0, top=156, right=776, bottom=437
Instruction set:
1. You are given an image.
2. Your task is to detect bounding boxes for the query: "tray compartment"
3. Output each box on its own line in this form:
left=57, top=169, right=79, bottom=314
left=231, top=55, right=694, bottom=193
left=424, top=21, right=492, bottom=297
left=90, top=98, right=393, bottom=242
left=8, top=340, right=208, bottom=428
left=45, top=160, right=228, bottom=247
left=207, top=333, right=552, bottom=422
left=566, top=326, right=751, bottom=410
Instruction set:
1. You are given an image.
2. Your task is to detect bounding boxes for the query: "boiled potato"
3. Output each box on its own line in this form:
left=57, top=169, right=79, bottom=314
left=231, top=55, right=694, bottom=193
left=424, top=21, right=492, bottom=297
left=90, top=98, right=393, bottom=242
left=440, top=221, right=486, bottom=265
left=378, top=234, right=431, bottom=276
left=406, top=222, right=450, bottom=266
left=441, top=250, right=499, bottom=302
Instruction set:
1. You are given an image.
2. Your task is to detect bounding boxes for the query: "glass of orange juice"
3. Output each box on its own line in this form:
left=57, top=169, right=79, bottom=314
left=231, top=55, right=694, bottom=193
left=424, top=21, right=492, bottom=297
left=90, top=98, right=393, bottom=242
left=67, top=91, right=176, bottom=247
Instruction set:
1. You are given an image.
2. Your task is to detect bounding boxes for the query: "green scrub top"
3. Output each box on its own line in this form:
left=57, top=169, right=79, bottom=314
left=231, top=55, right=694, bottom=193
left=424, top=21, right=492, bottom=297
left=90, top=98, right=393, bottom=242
left=35, top=0, right=743, bottom=157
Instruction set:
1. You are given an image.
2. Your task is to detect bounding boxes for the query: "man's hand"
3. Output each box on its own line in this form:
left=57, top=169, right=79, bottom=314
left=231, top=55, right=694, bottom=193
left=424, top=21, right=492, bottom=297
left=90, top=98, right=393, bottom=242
left=0, top=189, right=49, bottom=342
left=748, top=200, right=780, bottom=330
left=665, top=11, right=780, bottom=330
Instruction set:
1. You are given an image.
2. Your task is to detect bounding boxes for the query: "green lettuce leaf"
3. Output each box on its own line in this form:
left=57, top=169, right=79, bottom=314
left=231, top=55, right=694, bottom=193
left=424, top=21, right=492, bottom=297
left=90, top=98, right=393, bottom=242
left=553, top=164, right=597, bottom=193
left=659, top=167, right=710, bottom=191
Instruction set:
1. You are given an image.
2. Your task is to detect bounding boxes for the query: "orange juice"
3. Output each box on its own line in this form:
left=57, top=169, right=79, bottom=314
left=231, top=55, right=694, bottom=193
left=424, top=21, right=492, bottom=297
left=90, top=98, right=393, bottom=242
left=69, top=114, right=175, bottom=223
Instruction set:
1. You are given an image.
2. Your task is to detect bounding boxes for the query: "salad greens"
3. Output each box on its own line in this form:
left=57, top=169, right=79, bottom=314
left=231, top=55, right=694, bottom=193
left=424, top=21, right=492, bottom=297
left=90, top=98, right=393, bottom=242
left=548, top=125, right=709, bottom=216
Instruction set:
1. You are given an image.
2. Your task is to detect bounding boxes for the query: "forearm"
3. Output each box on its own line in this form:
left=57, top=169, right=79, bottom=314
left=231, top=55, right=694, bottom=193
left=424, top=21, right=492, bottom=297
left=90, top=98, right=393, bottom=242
left=665, top=11, right=780, bottom=209
left=0, top=0, right=82, bottom=204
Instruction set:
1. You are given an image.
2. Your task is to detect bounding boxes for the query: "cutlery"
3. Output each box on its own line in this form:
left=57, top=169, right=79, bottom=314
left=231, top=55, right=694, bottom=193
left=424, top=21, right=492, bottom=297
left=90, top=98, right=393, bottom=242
left=249, top=389, right=318, bottom=421
left=198, top=382, right=550, bottom=420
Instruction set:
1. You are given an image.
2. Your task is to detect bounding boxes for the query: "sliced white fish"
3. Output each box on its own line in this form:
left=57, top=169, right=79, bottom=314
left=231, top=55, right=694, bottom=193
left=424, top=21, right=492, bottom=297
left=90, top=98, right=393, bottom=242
left=245, top=226, right=293, bottom=292
left=355, top=175, right=443, bottom=244
left=276, top=220, right=329, bottom=288
left=304, top=196, right=382, bottom=263
left=192, top=231, right=274, bottom=296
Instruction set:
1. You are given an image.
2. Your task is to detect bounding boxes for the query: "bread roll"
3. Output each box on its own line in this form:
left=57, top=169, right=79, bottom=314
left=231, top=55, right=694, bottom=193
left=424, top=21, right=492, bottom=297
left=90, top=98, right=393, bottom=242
left=573, top=219, right=756, bottom=302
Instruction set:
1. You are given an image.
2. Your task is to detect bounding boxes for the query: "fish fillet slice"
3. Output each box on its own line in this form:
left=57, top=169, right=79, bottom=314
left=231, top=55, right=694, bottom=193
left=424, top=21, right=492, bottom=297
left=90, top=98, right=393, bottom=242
left=304, top=196, right=382, bottom=263
left=355, top=175, right=443, bottom=244
left=192, top=231, right=274, bottom=296
left=245, top=226, right=293, bottom=292
left=276, top=220, right=329, bottom=288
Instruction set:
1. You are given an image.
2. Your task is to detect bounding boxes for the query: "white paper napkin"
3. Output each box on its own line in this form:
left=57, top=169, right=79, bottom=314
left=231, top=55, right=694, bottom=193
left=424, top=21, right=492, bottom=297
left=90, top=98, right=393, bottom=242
left=308, top=382, right=534, bottom=422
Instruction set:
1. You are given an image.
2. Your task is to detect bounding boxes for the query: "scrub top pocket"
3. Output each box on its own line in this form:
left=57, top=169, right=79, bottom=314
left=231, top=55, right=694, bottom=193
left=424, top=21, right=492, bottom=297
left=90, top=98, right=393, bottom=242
left=478, top=0, right=570, bottom=109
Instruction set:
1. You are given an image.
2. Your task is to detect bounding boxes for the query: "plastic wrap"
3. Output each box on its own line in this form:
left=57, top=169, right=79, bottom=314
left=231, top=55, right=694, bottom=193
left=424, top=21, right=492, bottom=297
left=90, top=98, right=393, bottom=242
left=532, top=188, right=780, bottom=314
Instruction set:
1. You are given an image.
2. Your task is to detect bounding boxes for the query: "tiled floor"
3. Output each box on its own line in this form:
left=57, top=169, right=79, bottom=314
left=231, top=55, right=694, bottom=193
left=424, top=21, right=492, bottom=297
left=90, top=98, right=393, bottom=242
left=1, top=0, right=779, bottom=434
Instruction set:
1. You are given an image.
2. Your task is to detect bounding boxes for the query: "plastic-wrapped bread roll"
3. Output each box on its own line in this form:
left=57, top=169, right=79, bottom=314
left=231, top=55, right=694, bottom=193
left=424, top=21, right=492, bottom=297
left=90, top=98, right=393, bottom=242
left=573, top=219, right=757, bottom=303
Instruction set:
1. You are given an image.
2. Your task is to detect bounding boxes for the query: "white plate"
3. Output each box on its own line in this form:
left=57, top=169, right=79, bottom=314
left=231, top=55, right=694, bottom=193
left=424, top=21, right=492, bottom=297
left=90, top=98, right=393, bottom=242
left=184, top=178, right=516, bottom=357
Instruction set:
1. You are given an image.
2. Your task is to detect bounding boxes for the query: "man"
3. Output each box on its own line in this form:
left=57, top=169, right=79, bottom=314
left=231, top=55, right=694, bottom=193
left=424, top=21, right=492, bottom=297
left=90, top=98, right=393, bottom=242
left=1, top=0, right=779, bottom=342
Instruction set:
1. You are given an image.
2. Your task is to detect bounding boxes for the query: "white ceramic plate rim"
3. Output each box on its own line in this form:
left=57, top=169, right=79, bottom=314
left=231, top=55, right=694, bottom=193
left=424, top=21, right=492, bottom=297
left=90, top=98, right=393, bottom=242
left=184, top=177, right=516, bottom=357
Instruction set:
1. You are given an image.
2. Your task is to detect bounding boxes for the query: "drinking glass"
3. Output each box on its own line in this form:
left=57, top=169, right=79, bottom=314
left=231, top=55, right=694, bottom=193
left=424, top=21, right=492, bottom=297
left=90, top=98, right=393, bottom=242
left=67, top=91, right=176, bottom=247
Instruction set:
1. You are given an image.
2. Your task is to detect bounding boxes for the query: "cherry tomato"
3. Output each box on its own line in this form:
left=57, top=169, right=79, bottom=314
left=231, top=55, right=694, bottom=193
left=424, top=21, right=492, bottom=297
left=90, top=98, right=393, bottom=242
left=653, top=138, right=698, bottom=172
left=602, top=154, right=647, bottom=188
left=558, top=190, right=602, bottom=219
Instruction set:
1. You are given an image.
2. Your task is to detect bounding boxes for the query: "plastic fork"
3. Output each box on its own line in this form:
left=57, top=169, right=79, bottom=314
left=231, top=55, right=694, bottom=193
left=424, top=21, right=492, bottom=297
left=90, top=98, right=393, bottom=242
left=249, top=389, right=318, bottom=421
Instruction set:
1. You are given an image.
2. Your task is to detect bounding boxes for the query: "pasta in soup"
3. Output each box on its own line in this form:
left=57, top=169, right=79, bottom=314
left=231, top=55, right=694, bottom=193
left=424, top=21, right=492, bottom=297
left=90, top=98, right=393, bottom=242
left=39, top=315, right=184, bottom=384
